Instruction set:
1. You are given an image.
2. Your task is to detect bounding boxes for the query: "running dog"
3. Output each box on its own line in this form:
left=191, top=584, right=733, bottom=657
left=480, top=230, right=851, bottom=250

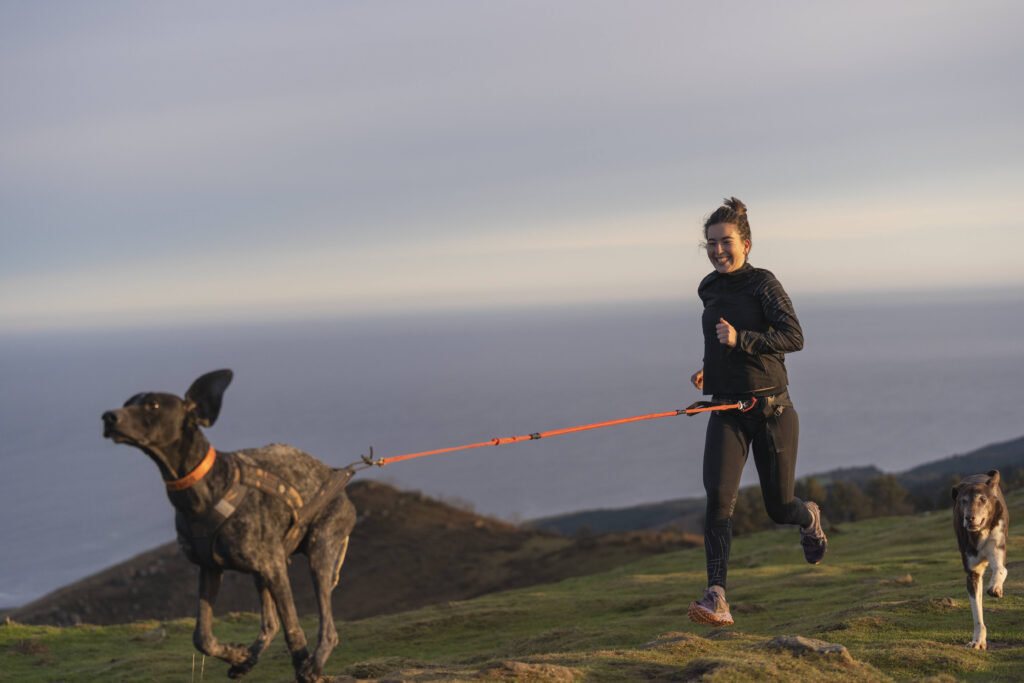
left=102, top=370, right=356, bottom=682
left=951, top=469, right=1008, bottom=650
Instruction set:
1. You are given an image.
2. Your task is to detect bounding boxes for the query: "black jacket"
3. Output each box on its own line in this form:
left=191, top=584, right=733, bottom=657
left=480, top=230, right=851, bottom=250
left=698, top=262, right=803, bottom=397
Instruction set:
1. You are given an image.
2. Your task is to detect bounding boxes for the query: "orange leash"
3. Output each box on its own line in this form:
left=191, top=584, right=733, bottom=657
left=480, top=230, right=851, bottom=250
left=367, top=398, right=756, bottom=468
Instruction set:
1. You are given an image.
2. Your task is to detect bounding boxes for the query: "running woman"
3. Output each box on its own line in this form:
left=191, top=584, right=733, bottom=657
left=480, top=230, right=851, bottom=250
left=687, top=197, right=827, bottom=627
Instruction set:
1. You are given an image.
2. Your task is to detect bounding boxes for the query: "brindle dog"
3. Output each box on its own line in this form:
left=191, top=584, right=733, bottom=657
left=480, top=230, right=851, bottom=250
left=102, top=370, right=356, bottom=682
left=951, top=469, right=1008, bottom=651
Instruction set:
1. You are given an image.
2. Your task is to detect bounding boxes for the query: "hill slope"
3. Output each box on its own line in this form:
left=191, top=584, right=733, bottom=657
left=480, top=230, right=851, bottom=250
left=4, top=490, right=1023, bottom=681
left=533, top=435, right=1024, bottom=535
left=5, top=480, right=699, bottom=627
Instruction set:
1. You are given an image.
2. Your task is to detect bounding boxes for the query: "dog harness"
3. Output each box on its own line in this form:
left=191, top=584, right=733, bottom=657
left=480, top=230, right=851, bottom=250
left=174, top=450, right=354, bottom=568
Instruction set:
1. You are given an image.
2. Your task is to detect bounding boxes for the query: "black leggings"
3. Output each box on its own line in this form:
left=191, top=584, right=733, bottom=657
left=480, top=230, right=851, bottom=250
left=702, top=395, right=812, bottom=588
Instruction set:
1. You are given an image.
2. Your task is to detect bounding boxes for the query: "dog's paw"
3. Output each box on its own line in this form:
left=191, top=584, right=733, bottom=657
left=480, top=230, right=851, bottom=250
left=224, top=643, right=251, bottom=667
left=987, top=586, right=1003, bottom=598
left=228, top=657, right=257, bottom=679
left=968, top=640, right=987, bottom=650
left=297, top=657, right=323, bottom=683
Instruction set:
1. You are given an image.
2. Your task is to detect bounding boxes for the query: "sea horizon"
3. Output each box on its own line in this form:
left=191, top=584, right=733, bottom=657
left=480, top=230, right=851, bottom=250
left=2, top=289, right=1023, bottom=608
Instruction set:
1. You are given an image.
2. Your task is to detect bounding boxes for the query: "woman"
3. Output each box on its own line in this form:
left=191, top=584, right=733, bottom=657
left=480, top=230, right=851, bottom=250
left=687, top=197, right=827, bottom=627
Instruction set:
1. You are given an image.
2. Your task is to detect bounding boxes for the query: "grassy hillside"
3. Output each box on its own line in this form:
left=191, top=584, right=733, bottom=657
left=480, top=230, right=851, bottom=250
left=4, top=491, right=1023, bottom=681
left=533, top=435, right=1024, bottom=536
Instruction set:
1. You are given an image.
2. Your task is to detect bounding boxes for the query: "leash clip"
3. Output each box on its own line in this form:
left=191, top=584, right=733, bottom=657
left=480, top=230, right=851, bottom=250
left=738, top=397, right=758, bottom=413
left=361, top=446, right=383, bottom=467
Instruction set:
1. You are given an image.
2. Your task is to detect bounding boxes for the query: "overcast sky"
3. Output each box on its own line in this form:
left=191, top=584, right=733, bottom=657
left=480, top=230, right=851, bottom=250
left=2, top=1, right=1022, bottom=331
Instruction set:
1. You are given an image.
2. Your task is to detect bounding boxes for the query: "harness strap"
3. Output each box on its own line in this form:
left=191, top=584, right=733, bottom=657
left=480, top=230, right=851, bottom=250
left=235, top=453, right=304, bottom=525
left=176, top=454, right=248, bottom=567
left=283, top=468, right=355, bottom=552
left=177, top=452, right=353, bottom=567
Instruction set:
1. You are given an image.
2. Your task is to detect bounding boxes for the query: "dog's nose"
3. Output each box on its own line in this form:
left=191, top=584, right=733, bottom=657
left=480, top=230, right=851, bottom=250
left=102, top=410, right=119, bottom=428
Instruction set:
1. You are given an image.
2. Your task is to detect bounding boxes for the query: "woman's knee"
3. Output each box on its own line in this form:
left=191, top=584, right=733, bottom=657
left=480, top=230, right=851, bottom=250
left=706, top=492, right=737, bottom=522
left=764, top=497, right=804, bottom=526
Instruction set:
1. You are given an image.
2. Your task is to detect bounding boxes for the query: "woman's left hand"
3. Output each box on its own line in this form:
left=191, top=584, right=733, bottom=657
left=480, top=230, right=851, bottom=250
left=716, top=318, right=738, bottom=347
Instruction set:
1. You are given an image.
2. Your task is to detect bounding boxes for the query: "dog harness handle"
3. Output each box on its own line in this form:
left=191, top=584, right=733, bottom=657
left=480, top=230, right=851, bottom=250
left=166, top=446, right=217, bottom=491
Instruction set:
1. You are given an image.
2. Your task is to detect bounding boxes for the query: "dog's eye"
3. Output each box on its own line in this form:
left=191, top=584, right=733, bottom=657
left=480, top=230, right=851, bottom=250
left=146, top=400, right=160, bottom=410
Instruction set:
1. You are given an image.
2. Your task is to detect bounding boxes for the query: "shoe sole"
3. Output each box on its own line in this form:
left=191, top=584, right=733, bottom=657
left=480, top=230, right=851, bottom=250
left=688, top=601, right=734, bottom=627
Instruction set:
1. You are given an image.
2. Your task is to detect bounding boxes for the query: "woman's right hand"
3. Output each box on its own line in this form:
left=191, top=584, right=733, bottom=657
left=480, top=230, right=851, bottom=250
left=690, top=369, right=704, bottom=390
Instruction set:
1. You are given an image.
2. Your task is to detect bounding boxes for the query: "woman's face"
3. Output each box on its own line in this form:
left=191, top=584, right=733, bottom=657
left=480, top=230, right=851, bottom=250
left=705, top=222, right=750, bottom=274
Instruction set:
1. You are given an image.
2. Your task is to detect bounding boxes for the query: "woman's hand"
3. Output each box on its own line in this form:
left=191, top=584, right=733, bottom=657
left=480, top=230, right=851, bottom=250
left=716, top=318, right=738, bottom=347
left=691, top=369, right=704, bottom=390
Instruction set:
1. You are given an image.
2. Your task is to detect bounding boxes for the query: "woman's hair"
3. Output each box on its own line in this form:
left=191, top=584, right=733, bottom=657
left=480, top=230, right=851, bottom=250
left=703, top=197, right=751, bottom=243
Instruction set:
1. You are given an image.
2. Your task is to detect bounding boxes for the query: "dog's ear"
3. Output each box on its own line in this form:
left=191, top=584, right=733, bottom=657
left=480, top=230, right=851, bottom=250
left=987, top=470, right=1000, bottom=488
left=950, top=483, right=961, bottom=502
left=185, top=370, right=234, bottom=427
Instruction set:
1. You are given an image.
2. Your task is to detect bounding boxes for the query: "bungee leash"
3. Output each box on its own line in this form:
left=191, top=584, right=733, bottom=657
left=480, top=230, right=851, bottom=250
left=347, top=397, right=758, bottom=470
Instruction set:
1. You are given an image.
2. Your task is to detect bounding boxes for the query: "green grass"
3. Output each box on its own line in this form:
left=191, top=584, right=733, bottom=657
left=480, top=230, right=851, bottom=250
left=5, top=494, right=1024, bottom=682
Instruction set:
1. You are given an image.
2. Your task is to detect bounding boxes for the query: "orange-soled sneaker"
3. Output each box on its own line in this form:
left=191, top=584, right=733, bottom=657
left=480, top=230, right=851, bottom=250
left=800, top=501, right=828, bottom=565
left=687, top=586, right=734, bottom=627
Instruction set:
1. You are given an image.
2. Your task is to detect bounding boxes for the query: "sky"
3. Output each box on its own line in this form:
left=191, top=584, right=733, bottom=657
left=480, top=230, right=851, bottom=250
left=2, top=1, right=1023, bottom=332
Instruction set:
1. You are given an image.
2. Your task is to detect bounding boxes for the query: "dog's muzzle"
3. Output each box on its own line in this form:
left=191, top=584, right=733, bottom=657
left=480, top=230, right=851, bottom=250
left=102, top=410, right=122, bottom=439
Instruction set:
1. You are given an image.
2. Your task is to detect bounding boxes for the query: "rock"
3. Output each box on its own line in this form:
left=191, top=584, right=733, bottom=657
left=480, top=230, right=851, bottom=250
left=134, top=627, right=166, bottom=643
left=929, top=597, right=960, bottom=609
left=759, top=635, right=854, bottom=664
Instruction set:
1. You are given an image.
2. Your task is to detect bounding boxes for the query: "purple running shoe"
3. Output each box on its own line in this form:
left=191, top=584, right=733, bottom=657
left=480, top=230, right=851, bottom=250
left=688, top=586, right=734, bottom=627
left=801, top=501, right=828, bottom=565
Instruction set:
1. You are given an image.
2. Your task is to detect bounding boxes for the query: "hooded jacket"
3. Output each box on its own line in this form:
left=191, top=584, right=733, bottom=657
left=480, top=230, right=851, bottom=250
left=698, top=262, right=803, bottom=397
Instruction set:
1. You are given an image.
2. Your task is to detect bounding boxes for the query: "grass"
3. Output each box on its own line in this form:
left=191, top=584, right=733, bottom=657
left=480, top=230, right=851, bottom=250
left=4, top=492, right=1024, bottom=682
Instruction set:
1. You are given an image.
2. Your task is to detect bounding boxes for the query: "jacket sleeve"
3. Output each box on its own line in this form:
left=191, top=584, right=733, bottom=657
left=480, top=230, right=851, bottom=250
left=736, top=273, right=804, bottom=355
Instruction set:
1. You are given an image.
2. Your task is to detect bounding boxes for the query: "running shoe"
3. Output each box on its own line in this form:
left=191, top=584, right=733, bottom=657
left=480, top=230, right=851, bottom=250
left=688, top=586, right=734, bottom=626
left=800, top=501, right=828, bottom=565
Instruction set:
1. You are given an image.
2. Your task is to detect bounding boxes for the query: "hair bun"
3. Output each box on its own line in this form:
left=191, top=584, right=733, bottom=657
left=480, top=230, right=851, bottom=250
left=723, top=197, right=747, bottom=216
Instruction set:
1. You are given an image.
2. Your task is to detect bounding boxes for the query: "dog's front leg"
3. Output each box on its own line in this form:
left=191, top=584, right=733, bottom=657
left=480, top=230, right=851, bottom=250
left=966, top=567, right=987, bottom=650
left=226, top=576, right=280, bottom=679
left=193, top=566, right=251, bottom=668
left=987, top=546, right=1007, bottom=599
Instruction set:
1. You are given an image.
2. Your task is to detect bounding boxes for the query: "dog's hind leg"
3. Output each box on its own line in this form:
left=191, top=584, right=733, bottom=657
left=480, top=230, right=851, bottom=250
left=227, top=576, right=280, bottom=679
left=260, top=557, right=313, bottom=680
left=967, top=565, right=988, bottom=650
left=300, top=535, right=350, bottom=682
left=193, top=566, right=251, bottom=667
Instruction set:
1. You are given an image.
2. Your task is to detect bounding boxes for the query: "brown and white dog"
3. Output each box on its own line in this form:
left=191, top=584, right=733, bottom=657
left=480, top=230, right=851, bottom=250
left=951, top=469, right=1008, bottom=650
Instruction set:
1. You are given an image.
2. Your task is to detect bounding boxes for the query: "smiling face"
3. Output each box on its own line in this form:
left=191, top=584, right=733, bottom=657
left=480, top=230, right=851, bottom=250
left=705, top=222, right=751, bottom=274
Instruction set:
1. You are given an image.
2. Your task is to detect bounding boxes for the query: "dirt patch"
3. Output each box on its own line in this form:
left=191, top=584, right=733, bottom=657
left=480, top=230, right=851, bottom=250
left=476, top=660, right=580, bottom=681
left=7, top=639, right=50, bottom=655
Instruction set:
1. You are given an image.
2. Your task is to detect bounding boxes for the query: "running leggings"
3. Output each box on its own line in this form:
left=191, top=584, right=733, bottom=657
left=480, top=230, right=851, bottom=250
left=702, top=395, right=813, bottom=588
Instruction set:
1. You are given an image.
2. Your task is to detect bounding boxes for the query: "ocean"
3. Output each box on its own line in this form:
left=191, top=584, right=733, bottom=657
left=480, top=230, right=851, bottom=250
left=2, top=291, right=1022, bottom=608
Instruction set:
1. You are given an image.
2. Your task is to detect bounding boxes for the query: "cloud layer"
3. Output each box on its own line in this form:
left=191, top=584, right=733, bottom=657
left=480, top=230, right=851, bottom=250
left=2, top=1, right=1022, bottom=330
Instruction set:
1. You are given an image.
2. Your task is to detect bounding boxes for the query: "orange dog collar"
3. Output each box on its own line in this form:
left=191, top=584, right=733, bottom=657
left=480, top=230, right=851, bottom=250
left=166, top=446, right=217, bottom=491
